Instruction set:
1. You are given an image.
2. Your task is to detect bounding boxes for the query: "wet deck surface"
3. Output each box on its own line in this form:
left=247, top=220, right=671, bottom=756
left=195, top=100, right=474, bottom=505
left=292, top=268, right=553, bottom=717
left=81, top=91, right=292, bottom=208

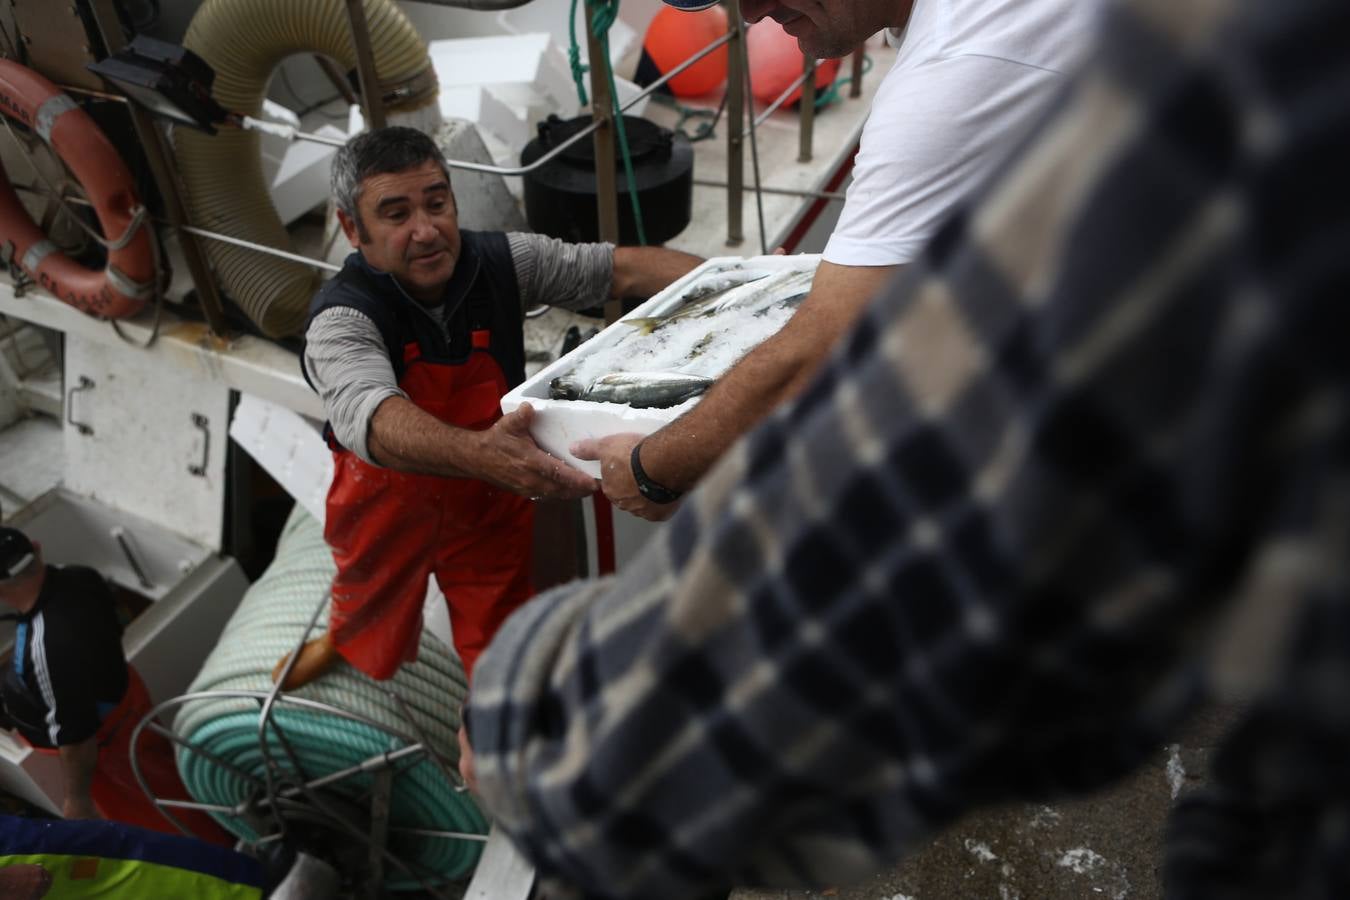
left=731, top=706, right=1238, bottom=900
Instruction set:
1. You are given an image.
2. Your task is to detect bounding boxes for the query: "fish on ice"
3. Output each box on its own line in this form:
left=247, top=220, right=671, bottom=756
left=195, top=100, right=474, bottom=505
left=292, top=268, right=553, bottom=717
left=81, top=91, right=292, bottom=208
left=548, top=371, right=714, bottom=409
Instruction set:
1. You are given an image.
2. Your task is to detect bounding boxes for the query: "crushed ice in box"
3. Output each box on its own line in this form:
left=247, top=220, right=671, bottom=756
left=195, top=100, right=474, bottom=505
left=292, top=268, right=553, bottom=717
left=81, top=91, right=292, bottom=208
left=555, top=267, right=814, bottom=404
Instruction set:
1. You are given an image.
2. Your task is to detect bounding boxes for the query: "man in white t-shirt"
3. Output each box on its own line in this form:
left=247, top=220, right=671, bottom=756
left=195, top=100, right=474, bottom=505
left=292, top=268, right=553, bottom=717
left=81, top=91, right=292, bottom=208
left=574, top=0, right=1101, bottom=519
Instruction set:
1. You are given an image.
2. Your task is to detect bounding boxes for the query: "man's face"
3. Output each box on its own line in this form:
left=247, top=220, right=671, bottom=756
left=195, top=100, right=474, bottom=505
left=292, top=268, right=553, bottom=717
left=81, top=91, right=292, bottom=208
left=340, top=158, right=461, bottom=304
left=740, top=0, right=912, bottom=59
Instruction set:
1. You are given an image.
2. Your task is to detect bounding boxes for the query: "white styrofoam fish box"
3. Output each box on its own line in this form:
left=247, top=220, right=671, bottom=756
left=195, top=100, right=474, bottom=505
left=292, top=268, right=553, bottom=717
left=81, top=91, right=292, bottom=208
left=258, top=99, right=302, bottom=186
left=438, top=85, right=528, bottom=152
left=271, top=123, right=346, bottom=225
left=503, top=254, right=820, bottom=477
left=426, top=33, right=579, bottom=130
left=495, top=0, right=636, bottom=68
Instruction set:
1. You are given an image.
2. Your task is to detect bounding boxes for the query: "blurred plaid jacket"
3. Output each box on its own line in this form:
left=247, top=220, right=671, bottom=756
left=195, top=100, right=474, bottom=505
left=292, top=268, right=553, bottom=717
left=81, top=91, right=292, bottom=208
left=468, top=0, right=1350, bottom=897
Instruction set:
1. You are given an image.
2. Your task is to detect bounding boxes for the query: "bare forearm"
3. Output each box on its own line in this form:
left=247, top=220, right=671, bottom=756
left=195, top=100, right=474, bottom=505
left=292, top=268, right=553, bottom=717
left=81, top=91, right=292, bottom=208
left=368, top=396, right=596, bottom=499
left=640, top=327, right=809, bottom=490
left=59, top=738, right=99, bottom=818
left=642, top=262, right=902, bottom=490
left=367, top=395, right=481, bottom=478
left=612, top=247, right=703, bottom=299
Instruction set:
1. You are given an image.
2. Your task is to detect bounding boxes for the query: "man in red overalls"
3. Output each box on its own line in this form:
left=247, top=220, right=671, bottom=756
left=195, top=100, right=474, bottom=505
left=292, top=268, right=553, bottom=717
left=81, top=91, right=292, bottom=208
left=275, top=127, right=700, bottom=688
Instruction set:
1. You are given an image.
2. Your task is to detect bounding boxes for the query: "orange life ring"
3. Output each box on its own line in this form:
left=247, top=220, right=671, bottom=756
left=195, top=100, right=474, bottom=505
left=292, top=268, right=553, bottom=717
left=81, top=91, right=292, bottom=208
left=0, top=60, right=153, bottom=318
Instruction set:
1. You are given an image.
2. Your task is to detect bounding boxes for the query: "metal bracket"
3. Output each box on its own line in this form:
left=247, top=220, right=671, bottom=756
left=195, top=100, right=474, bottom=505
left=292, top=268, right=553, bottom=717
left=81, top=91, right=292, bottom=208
left=188, top=413, right=210, bottom=477
left=66, top=375, right=94, bottom=435
left=365, top=768, right=394, bottom=900
left=111, top=525, right=154, bottom=590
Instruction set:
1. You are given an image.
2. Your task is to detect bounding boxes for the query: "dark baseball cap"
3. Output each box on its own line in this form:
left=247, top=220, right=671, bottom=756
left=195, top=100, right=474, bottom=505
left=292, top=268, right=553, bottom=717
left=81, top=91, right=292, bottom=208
left=0, top=527, right=36, bottom=581
left=659, top=0, right=720, bottom=10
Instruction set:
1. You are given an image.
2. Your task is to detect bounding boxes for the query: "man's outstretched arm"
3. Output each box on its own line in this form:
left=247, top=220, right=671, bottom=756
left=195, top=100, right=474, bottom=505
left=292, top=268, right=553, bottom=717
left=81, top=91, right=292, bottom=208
left=368, top=398, right=594, bottom=500
left=611, top=246, right=704, bottom=299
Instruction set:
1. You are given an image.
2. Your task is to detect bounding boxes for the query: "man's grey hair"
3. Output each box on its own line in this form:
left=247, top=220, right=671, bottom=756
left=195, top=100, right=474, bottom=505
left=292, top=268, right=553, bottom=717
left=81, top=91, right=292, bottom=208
left=331, top=126, right=452, bottom=231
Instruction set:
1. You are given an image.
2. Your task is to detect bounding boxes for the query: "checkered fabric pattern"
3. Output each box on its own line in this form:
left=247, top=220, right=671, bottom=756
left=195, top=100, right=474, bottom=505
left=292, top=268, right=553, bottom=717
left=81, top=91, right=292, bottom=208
left=468, top=0, right=1350, bottom=897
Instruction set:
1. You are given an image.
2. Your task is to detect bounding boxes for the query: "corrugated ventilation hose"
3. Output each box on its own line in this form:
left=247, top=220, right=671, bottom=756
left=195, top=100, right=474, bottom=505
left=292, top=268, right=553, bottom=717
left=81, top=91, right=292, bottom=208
left=175, top=0, right=441, bottom=337
left=174, top=507, right=487, bottom=890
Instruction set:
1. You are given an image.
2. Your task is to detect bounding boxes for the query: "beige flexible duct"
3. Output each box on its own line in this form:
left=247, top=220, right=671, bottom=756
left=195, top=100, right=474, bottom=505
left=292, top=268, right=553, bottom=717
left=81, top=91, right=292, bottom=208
left=175, top=0, right=439, bottom=337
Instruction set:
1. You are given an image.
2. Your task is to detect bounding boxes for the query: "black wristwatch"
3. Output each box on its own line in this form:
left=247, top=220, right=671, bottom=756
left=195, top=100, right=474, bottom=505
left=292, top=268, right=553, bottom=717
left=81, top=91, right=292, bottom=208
left=630, top=442, right=683, bottom=504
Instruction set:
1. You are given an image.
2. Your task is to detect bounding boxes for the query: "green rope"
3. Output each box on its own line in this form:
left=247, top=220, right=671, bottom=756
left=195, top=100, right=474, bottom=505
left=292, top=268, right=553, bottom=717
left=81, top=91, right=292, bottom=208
left=173, top=508, right=486, bottom=891
left=813, top=53, right=874, bottom=109
left=651, top=92, right=726, bottom=143
left=567, top=0, right=590, bottom=107
left=568, top=0, right=648, bottom=245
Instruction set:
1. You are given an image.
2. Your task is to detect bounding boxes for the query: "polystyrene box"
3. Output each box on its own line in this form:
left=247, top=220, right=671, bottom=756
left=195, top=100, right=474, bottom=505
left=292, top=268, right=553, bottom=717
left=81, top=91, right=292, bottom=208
left=495, top=0, right=637, bottom=68
left=502, top=253, right=820, bottom=477
left=426, top=33, right=580, bottom=129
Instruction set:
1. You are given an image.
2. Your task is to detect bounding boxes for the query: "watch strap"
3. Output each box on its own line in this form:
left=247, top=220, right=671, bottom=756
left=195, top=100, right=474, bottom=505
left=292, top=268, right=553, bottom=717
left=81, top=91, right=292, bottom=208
left=630, top=442, right=683, bottom=504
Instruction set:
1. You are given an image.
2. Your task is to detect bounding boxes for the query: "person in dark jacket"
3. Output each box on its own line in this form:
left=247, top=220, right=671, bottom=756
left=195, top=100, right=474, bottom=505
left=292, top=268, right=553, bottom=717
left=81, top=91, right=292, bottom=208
left=0, top=527, right=229, bottom=844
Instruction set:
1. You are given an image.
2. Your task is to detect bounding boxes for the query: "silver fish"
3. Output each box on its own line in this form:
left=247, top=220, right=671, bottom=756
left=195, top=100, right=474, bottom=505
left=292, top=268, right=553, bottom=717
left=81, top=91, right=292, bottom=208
left=581, top=371, right=714, bottom=409
left=673, top=268, right=775, bottom=305
left=621, top=271, right=776, bottom=336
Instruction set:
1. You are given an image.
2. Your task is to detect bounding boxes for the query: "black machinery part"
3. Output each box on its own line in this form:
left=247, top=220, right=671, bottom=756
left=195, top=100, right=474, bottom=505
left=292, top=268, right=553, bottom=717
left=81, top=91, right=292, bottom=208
left=520, top=114, right=693, bottom=246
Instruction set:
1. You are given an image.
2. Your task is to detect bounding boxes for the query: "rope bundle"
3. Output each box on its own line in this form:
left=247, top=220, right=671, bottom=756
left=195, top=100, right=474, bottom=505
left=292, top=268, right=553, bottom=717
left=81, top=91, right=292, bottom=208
left=173, top=507, right=486, bottom=889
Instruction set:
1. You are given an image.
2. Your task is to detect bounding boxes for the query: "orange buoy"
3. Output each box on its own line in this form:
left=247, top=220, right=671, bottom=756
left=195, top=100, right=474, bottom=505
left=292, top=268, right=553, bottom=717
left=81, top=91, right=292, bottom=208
left=746, top=20, right=842, bottom=107
left=0, top=60, right=153, bottom=318
left=636, top=5, right=730, bottom=98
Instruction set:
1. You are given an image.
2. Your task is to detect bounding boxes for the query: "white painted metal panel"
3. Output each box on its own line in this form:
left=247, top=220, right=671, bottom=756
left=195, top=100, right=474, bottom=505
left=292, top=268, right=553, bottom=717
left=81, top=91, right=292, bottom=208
left=0, top=285, right=323, bottom=420
left=5, top=488, right=211, bottom=601
left=229, top=392, right=332, bottom=525
left=123, top=555, right=250, bottom=706
left=64, top=336, right=231, bottom=552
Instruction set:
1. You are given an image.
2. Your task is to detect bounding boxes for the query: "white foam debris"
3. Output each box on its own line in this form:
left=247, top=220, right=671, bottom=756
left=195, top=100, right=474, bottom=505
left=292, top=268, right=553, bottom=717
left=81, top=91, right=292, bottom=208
left=999, top=884, right=1020, bottom=900
left=1029, top=805, right=1063, bottom=828
left=1166, top=743, right=1186, bottom=799
left=1056, top=847, right=1131, bottom=899
left=964, top=839, right=998, bottom=863
left=883, top=894, right=915, bottom=900
left=1058, top=848, right=1107, bottom=874
left=560, top=267, right=814, bottom=391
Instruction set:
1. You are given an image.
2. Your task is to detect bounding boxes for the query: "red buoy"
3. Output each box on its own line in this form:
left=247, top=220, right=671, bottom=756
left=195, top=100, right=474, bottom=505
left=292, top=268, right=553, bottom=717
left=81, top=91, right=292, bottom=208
left=637, top=5, right=730, bottom=98
left=746, top=20, right=842, bottom=107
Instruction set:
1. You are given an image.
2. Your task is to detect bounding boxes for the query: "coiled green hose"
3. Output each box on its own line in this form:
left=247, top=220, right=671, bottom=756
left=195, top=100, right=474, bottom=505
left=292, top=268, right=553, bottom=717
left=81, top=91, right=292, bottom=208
left=173, top=507, right=487, bottom=890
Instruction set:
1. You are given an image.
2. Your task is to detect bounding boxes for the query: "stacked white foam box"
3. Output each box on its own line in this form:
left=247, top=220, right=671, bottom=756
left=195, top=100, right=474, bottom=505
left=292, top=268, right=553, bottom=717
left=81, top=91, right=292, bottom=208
left=502, top=254, right=822, bottom=478
left=256, top=99, right=346, bottom=226
left=271, top=124, right=348, bottom=225
left=428, top=33, right=580, bottom=134
left=495, top=1, right=638, bottom=69
left=438, top=84, right=527, bottom=161
left=257, top=100, right=301, bottom=186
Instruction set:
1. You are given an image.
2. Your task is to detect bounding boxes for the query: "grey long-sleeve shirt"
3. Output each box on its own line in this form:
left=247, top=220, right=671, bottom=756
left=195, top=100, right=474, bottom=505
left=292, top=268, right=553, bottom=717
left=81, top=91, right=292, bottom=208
left=305, top=233, right=612, bottom=462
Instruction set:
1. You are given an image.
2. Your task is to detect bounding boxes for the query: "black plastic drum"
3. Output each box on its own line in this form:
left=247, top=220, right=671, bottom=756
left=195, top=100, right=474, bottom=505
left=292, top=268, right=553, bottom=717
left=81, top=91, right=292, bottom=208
left=520, top=114, right=693, bottom=246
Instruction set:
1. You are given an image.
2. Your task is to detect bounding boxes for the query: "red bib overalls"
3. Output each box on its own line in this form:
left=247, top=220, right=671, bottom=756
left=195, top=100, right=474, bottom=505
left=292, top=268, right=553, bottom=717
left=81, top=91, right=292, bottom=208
left=324, top=329, right=535, bottom=680
left=28, top=667, right=234, bottom=845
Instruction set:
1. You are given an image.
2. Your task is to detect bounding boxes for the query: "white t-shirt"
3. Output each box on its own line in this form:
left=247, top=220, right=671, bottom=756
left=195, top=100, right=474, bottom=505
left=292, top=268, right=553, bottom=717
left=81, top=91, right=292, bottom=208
left=823, top=0, right=1103, bottom=267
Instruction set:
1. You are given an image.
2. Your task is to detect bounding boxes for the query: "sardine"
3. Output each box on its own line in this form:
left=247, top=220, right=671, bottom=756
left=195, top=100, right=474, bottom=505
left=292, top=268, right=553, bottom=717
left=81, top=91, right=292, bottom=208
left=674, top=268, right=774, bottom=305
left=581, top=371, right=714, bottom=409
left=621, top=285, right=741, bottom=335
